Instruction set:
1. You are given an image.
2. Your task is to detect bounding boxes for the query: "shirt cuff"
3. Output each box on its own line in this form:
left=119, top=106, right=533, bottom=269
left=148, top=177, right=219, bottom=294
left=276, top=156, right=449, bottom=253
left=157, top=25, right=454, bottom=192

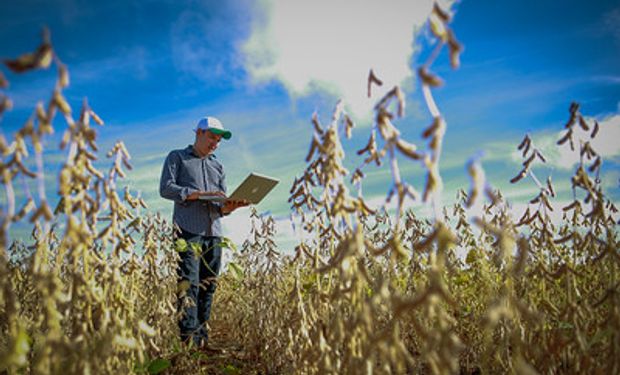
left=180, top=187, right=198, bottom=202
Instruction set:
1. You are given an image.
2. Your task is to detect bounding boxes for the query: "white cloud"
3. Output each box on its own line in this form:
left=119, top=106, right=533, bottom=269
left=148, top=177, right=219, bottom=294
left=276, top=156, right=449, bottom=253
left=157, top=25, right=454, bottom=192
left=222, top=209, right=253, bottom=245
left=222, top=209, right=298, bottom=255
left=241, top=0, right=453, bottom=119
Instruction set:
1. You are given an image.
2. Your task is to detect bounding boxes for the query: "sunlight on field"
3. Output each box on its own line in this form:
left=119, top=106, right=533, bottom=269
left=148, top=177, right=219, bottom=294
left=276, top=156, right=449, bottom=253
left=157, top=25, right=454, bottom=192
left=1, top=2, right=619, bottom=374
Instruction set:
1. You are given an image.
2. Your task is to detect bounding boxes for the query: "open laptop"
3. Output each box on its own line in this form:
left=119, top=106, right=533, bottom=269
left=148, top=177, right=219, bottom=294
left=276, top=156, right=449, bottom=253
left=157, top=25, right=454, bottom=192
left=199, top=172, right=279, bottom=205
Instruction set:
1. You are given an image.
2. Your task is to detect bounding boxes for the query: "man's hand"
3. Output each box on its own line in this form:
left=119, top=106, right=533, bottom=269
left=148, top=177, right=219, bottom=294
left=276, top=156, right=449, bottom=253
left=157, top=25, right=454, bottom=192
left=222, top=199, right=250, bottom=214
left=187, top=191, right=226, bottom=201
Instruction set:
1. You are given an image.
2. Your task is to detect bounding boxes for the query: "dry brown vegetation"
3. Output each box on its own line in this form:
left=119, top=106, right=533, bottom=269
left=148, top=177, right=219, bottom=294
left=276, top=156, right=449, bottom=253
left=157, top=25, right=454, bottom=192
left=1, top=4, right=619, bottom=375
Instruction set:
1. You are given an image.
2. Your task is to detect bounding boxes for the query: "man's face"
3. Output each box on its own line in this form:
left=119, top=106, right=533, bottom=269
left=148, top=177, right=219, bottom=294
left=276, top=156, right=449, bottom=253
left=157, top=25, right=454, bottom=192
left=197, top=129, right=222, bottom=155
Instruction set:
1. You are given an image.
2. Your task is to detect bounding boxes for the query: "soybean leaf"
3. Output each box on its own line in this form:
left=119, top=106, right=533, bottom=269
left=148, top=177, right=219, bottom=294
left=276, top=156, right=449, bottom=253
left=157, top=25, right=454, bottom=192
left=220, top=236, right=238, bottom=252
left=222, top=364, right=241, bottom=375
left=228, top=261, right=244, bottom=280
left=147, top=358, right=171, bottom=374
left=175, top=238, right=188, bottom=252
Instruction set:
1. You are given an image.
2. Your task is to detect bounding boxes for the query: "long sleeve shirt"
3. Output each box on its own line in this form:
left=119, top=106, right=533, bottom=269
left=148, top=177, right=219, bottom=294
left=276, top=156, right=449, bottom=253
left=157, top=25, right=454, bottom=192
left=159, top=145, right=226, bottom=237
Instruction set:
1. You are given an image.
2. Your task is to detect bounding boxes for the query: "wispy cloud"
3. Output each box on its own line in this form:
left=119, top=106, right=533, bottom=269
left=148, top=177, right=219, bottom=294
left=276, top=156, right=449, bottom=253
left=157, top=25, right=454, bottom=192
left=603, top=8, right=620, bottom=43
left=70, top=45, right=151, bottom=82
left=240, top=0, right=454, bottom=119
left=591, top=75, right=620, bottom=84
left=170, top=0, right=253, bottom=85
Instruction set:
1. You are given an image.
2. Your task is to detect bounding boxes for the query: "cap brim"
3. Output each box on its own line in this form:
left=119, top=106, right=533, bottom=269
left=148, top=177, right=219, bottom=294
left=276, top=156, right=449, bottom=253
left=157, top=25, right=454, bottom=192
left=209, top=128, right=232, bottom=140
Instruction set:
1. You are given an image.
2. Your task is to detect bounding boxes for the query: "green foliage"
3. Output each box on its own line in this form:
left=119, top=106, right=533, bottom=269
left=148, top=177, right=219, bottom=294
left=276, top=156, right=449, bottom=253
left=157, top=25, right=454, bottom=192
left=147, top=358, right=171, bottom=374
left=227, top=261, right=244, bottom=281
left=134, top=357, right=171, bottom=374
left=220, top=236, right=238, bottom=253
left=222, top=364, right=241, bottom=375
left=175, top=238, right=188, bottom=253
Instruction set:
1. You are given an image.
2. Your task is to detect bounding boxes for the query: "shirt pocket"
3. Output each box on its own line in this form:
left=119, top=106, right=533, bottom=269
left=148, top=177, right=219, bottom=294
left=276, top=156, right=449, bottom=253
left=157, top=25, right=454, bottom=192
left=177, top=159, right=204, bottom=190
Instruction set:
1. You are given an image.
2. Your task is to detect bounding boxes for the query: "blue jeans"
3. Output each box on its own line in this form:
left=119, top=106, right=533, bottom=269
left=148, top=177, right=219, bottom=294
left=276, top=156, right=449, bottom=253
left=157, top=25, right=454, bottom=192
left=176, top=229, right=222, bottom=345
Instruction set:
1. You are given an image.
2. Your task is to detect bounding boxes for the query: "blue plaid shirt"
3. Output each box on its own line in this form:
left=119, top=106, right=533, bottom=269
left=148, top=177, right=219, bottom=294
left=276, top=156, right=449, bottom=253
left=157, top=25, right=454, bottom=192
left=159, top=145, right=226, bottom=237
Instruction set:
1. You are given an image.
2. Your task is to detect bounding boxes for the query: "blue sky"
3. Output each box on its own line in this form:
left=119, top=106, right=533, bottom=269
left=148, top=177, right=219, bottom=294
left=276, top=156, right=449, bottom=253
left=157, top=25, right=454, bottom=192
left=1, top=0, right=619, bottom=250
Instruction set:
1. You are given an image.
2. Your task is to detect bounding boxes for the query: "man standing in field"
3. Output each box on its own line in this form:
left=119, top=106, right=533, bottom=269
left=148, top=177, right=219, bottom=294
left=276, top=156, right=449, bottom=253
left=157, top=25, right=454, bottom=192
left=159, top=116, right=248, bottom=347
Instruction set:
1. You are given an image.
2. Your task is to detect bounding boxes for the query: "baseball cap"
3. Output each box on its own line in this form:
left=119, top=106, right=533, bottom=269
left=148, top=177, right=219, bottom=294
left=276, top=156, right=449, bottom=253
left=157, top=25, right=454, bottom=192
left=194, top=116, right=232, bottom=140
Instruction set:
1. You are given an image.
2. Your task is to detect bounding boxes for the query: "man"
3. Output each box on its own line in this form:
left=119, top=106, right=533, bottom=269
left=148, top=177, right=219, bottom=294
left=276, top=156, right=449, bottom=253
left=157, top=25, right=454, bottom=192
left=159, top=116, right=248, bottom=347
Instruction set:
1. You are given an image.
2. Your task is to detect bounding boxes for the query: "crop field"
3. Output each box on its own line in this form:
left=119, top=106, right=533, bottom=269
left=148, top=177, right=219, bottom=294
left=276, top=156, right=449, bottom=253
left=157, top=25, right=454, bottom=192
left=1, top=4, right=619, bottom=375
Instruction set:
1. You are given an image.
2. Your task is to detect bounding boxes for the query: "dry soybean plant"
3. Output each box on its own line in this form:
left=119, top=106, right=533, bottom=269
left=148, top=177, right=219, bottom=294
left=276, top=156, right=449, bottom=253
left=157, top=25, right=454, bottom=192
left=0, top=30, right=180, bottom=374
left=1, top=3, right=619, bottom=375
left=214, top=3, right=619, bottom=374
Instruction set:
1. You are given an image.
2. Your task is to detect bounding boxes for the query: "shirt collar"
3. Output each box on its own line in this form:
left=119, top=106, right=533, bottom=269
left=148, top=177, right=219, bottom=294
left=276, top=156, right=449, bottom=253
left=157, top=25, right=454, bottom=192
left=186, top=145, right=216, bottom=160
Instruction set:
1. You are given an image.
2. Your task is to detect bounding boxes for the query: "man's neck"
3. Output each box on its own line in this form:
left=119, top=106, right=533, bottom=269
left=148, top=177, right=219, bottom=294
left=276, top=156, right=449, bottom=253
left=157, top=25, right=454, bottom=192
left=192, top=144, right=209, bottom=158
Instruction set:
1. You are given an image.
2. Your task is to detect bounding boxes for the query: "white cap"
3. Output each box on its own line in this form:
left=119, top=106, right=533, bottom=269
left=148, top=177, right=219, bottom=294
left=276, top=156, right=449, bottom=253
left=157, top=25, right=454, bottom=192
left=194, top=116, right=232, bottom=140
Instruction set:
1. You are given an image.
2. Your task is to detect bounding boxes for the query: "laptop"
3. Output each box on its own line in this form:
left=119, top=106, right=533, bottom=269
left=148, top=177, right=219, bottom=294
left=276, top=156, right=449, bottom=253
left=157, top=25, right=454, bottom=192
left=199, top=172, right=279, bottom=204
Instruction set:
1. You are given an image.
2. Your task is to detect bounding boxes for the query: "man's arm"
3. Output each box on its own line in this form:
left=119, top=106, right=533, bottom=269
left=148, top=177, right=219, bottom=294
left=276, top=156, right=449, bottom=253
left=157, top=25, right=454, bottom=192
left=159, top=151, right=198, bottom=203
